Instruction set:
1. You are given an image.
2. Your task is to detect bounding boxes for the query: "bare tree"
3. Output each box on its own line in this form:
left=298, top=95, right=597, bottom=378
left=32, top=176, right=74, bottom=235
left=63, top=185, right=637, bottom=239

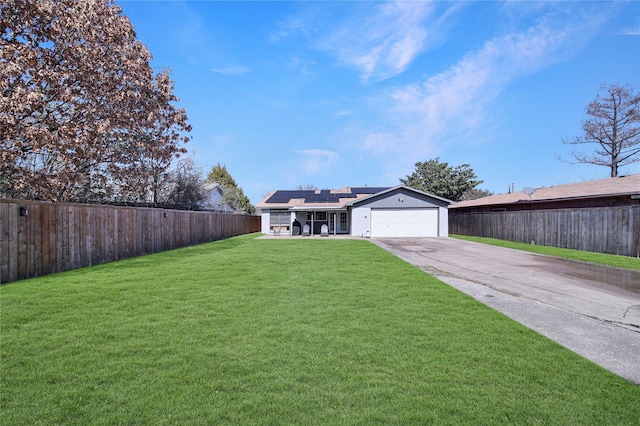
left=296, top=184, right=317, bottom=190
left=117, top=71, right=191, bottom=205
left=0, top=0, right=190, bottom=202
left=562, top=83, right=640, bottom=177
left=162, top=157, right=206, bottom=211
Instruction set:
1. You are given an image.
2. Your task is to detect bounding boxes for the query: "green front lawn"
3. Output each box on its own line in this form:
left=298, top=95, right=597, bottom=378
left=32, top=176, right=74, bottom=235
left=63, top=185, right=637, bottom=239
left=2, top=234, right=639, bottom=424
left=450, top=235, right=640, bottom=270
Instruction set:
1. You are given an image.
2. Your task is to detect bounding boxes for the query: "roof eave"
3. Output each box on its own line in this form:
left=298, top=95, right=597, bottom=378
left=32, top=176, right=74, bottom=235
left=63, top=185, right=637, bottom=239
left=289, top=205, right=348, bottom=210
left=451, top=191, right=640, bottom=209
left=346, top=185, right=454, bottom=206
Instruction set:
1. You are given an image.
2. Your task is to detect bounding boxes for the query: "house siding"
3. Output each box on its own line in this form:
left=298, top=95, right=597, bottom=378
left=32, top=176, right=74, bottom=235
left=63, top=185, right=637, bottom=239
left=438, top=206, right=449, bottom=236
left=350, top=188, right=450, bottom=237
left=353, top=188, right=447, bottom=209
left=262, top=209, right=298, bottom=234
left=351, top=207, right=372, bottom=237
left=260, top=210, right=271, bottom=234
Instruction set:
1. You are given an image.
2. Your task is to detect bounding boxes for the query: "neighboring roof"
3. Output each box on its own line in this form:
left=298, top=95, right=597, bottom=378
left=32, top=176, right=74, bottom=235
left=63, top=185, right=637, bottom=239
left=257, top=185, right=454, bottom=209
left=257, top=187, right=390, bottom=209
left=451, top=174, right=640, bottom=209
left=203, top=182, right=224, bottom=194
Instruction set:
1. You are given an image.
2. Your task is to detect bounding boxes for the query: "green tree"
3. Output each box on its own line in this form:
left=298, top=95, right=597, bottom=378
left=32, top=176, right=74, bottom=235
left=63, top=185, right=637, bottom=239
left=219, top=186, right=250, bottom=214
left=459, top=187, right=493, bottom=201
left=400, top=158, right=483, bottom=202
left=206, top=163, right=255, bottom=214
left=207, top=163, right=238, bottom=189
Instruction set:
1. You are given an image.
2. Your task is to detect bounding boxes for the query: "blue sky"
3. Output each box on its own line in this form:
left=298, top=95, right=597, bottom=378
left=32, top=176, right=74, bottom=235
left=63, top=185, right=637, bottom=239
left=119, top=1, right=640, bottom=204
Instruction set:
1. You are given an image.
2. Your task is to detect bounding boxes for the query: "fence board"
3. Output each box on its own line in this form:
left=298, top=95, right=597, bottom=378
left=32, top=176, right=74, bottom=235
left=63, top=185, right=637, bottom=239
left=449, top=205, right=639, bottom=257
left=32, top=204, right=42, bottom=277
left=0, top=202, right=10, bottom=282
left=632, top=207, right=636, bottom=254
left=0, top=200, right=261, bottom=284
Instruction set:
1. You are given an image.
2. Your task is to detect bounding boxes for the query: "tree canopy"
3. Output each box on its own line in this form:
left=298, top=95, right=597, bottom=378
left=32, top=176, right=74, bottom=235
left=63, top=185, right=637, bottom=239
left=207, top=163, right=238, bottom=190
left=562, top=83, right=640, bottom=177
left=162, top=157, right=207, bottom=211
left=206, top=163, right=255, bottom=214
left=400, top=158, right=483, bottom=202
left=458, top=187, right=493, bottom=201
left=1, top=0, right=191, bottom=202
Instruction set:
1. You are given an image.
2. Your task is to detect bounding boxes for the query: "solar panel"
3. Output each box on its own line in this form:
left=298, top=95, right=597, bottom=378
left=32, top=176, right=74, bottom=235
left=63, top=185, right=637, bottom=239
left=351, top=187, right=390, bottom=194
left=305, top=192, right=340, bottom=203
left=265, top=187, right=392, bottom=204
left=265, top=190, right=312, bottom=203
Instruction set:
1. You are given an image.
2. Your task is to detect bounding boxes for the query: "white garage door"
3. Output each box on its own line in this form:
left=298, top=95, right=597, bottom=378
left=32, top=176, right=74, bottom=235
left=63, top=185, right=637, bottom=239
left=371, top=208, right=438, bottom=237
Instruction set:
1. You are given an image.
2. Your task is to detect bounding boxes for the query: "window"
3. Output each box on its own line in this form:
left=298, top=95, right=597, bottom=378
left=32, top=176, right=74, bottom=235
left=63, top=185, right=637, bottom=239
left=270, top=210, right=290, bottom=231
left=339, top=212, right=348, bottom=232
left=315, top=211, right=327, bottom=221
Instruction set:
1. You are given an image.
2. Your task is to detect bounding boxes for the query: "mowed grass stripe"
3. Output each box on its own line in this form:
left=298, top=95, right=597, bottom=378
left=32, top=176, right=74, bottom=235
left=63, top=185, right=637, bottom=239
left=1, top=234, right=638, bottom=425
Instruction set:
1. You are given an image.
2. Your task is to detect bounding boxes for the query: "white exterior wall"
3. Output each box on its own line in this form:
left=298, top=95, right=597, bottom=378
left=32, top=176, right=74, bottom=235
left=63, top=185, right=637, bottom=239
left=438, top=206, right=449, bottom=237
left=349, top=188, right=451, bottom=237
left=350, top=207, right=371, bottom=238
left=261, top=209, right=296, bottom=234
left=261, top=210, right=271, bottom=234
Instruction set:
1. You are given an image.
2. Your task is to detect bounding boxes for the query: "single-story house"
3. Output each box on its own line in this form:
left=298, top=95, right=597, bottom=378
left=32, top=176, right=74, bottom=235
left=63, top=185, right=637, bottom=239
left=256, top=185, right=453, bottom=237
left=448, top=174, right=639, bottom=257
left=450, top=174, right=640, bottom=213
left=202, top=182, right=234, bottom=212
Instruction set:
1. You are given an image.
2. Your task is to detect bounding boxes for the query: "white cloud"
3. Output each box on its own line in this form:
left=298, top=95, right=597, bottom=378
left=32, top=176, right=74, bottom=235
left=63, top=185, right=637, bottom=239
left=619, top=27, right=640, bottom=36
left=360, top=132, right=400, bottom=156
left=212, top=64, right=249, bottom=75
left=372, top=6, right=610, bottom=155
left=319, top=1, right=436, bottom=83
left=270, top=16, right=311, bottom=43
left=269, top=1, right=460, bottom=82
left=296, top=149, right=338, bottom=176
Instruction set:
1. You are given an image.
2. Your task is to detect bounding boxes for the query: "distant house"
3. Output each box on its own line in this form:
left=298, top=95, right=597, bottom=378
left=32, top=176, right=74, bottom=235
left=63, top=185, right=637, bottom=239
left=448, top=174, right=640, bottom=257
left=256, top=185, right=453, bottom=237
left=451, top=174, right=640, bottom=213
left=202, top=183, right=234, bottom=212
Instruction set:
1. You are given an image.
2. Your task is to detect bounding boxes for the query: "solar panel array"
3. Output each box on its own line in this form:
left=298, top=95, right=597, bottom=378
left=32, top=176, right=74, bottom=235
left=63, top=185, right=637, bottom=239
left=265, top=190, right=308, bottom=203
left=265, top=187, right=391, bottom=204
left=350, top=187, right=390, bottom=194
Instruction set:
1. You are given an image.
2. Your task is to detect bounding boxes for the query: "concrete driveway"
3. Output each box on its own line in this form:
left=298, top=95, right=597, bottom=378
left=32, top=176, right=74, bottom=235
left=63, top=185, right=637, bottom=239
left=371, top=237, right=640, bottom=385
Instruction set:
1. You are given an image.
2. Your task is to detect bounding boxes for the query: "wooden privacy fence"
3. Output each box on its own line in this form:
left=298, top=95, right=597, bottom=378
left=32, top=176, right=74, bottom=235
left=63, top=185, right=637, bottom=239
left=0, top=199, right=261, bottom=284
left=449, top=205, right=639, bottom=257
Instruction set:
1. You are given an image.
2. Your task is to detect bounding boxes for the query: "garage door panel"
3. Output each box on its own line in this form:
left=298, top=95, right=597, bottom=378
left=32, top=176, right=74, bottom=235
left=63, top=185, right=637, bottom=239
left=371, top=208, right=438, bottom=237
